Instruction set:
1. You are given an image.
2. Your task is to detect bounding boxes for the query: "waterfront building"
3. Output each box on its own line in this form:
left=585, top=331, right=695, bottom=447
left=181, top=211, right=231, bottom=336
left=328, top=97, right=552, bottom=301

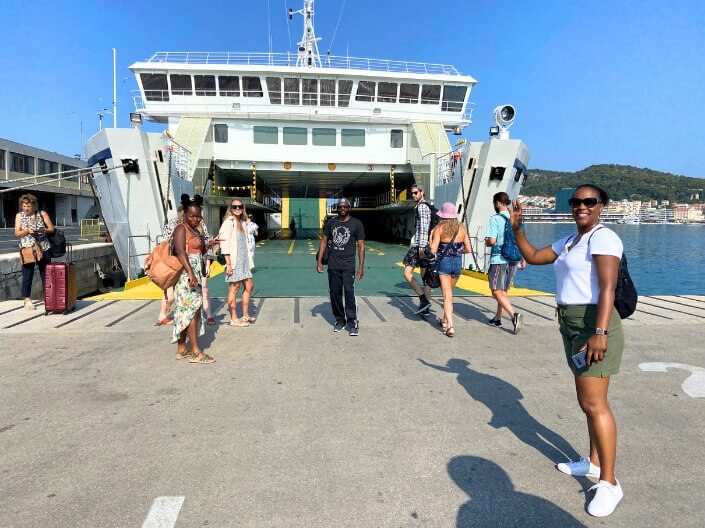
left=640, top=207, right=675, bottom=223
left=554, top=187, right=574, bottom=214
left=0, top=138, right=95, bottom=228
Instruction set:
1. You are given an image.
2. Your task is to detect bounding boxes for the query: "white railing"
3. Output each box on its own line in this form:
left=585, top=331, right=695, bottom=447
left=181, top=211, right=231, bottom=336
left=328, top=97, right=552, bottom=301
left=132, top=90, right=471, bottom=126
left=145, top=51, right=463, bottom=76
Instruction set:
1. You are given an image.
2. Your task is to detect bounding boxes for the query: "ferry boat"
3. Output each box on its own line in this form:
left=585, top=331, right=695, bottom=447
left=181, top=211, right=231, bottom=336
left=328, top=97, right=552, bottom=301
left=617, top=215, right=641, bottom=224
left=84, top=0, right=530, bottom=278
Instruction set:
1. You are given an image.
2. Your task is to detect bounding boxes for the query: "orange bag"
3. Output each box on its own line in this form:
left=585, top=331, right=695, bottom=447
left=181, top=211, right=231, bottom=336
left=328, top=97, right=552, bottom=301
left=144, top=240, right=183, bottom=290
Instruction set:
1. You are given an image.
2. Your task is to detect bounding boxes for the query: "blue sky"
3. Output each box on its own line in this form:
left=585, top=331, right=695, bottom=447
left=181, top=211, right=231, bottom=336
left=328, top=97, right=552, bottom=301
left=1, top=0, right=703, bottom=177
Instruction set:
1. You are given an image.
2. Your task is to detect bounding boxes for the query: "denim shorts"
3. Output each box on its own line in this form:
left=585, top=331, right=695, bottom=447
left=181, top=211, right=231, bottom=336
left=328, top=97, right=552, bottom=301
left=437, top=255, right=462, bottom=278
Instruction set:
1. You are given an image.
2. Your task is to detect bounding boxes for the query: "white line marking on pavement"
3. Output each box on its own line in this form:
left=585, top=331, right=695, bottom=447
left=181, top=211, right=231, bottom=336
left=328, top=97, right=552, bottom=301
left=639, top=362, right=705, bottom=398
left=142, top=496, right=185, bottom=528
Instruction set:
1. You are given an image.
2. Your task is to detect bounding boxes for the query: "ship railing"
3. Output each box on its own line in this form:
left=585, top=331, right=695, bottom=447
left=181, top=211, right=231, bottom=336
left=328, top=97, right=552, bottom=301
left=126, top=234, right=153, bottom=282
left=145, top=52, right=463, bottom=76
left=80, top=219, right=105, bottom=239
left=130, top=90, right=471, bottom=126
left=436, top=148, right=465, bottom=186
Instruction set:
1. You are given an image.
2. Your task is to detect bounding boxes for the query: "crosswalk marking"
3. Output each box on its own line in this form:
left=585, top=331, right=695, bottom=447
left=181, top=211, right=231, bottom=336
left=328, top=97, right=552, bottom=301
left=142, top=496, right=185, bottom=528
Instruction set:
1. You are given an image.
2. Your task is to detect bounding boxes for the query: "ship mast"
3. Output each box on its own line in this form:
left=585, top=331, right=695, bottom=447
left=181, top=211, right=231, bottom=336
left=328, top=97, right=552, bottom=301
left=289, top=0, right=322, bottom=68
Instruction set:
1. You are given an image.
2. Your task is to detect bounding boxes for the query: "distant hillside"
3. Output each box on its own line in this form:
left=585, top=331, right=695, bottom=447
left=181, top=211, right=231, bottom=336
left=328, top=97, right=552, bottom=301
left=523, top=164, right=705, bottom=203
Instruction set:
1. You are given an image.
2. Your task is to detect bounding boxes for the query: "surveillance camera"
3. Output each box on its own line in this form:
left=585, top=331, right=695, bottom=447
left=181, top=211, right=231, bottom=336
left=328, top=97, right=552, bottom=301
left=493, top=105, right=515, bottom=128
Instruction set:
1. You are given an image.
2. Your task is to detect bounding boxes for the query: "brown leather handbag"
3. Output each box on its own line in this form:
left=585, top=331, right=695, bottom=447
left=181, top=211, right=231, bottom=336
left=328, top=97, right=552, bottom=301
left=20, top=243, right=43, bottom=265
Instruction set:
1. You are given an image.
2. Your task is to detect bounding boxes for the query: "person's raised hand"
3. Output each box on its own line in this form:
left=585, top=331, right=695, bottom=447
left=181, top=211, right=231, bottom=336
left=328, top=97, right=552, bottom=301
left=510, top=200, right=524, bottom=232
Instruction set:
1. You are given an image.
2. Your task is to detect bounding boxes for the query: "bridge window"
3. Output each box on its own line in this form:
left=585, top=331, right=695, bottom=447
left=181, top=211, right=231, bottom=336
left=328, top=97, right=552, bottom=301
left=377, top=82, right=398, bottom=103
left=312, top=128, right=336, bottom=146
left=355, top=81, right=375, bottom=102
left=194, top=75, right=216, bottom=96
left=38, top=159, right=59, bottom=175
left=421, top=84, right=440, bottom=105
left=283, top=78, right=299, bottom=105
left=390, top=130, right=403, bottom=148
left=218, top=76, right=240, bottom=97
left=320, top=79, right=335, bottom=106
left=253, top=126, right=278, bottom=144
left=214, top=124, right=228, bottom=143
left=10, top=152, right=34, bottom=174
left=266, top=77, right=282, bottom=104
left=338, top=80, right=353, bottom=107
left=442, top=85, right=467, bottom=112
left=399, top=83, right=419, bottom=104
left=341, top=129, right=365, bottom=147
left=283, top=127, right=308, bottom=145
left=170, top=74, right=192, bottom=96
left=302, top=79, right=318, bottom=106
left=140, top=73, right=169, bottom=101
left=242, top=76, right=263, bottom=97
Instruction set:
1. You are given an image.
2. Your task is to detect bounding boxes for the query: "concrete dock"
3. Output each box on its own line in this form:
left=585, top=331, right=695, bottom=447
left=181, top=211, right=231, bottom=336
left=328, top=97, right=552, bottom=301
left=1, top=290, right=704, bottom=527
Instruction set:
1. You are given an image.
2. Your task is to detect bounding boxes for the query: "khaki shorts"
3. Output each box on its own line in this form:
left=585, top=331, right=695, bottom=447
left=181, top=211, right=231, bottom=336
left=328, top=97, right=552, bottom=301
left=557, top=304, right=624, bottom=377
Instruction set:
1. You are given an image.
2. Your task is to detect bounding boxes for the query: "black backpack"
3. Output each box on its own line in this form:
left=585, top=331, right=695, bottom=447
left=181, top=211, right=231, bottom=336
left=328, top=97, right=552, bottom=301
left=585, top=227, right=638, bottom=319
left=419, top=201, right=440, bottom=231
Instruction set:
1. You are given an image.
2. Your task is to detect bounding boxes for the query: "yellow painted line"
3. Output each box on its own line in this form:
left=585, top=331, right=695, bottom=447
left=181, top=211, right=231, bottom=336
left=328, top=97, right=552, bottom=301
left=394, top=262, right=551, bottom=297
left=288, top=239, right=296, bottom=254
left=87, top=261, right=226, bottom=300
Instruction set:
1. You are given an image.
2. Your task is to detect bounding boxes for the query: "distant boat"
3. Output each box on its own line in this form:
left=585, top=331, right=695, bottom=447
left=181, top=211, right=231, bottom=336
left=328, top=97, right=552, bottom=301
left=617, top=215, right=641, bottom=224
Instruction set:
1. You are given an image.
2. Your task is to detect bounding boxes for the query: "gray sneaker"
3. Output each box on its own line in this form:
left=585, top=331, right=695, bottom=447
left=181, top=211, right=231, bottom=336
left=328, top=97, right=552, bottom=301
left=348, top=323, right=359, bottom=336
left=333, top=322, right=345, bottom=332
left=414, top=299, right=432, bottom=315
left=512, top=313, right=523, bottom=335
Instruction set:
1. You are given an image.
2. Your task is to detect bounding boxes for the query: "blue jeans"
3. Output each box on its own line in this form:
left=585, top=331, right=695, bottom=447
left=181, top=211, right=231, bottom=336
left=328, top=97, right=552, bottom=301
left=437, top=255, right=462, bottom=278
left=21, top=248, right=52, bottom=298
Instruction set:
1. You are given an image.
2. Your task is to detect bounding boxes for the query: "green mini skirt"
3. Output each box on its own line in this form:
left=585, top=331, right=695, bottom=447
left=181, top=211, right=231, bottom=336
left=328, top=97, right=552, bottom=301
left=556, top=304, right=624, bottom=377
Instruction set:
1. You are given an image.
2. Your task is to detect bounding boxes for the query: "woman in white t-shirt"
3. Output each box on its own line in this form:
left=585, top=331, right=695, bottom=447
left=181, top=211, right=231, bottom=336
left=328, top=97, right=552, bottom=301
left=510, top=184, right=625, bottom=518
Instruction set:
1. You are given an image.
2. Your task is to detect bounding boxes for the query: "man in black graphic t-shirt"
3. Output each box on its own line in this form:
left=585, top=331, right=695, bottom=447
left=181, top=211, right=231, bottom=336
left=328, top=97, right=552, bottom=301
left=317, top=197, right=365, bottom=336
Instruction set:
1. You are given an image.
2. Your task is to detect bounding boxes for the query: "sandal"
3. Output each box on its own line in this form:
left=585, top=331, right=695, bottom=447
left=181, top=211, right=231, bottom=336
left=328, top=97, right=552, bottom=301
left=436, top=317, right=447, bottom=328
left=24, top=301, right=36, bottom=311
left=154, top=317, right=173, bottom=326
left=206, top=317, right=217, bottom=326
left=228, top=318, right=250, bottom=327
left=245, top=316, right=256, bottom=323
left=443, top=326, right=455, bottom=338
left=189, top=352, right=215, bottom=364
left=175, top=347, right=192, bottom=360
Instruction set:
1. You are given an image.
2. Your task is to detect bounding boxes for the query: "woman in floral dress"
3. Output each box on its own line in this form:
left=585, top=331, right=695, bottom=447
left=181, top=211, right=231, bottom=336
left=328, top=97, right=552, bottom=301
left=218, top=199, right=255, bottom=327
left=172, top=195, right=220, bottom=364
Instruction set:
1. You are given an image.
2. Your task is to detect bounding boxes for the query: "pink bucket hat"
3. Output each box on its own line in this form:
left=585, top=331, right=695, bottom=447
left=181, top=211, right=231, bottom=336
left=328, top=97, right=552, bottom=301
left=437, top=202, right=458, bottom=219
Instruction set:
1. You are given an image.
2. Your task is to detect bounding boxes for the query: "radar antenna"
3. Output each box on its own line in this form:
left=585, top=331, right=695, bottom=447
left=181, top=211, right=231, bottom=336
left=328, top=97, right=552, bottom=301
left=288, top=0, right=322, bottom=68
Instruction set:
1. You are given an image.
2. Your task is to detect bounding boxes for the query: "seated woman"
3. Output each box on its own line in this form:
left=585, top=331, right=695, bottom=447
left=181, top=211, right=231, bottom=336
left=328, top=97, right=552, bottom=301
left=428, top=202, right=472, bottom=337
left=15, top=193, right=55, bottom=310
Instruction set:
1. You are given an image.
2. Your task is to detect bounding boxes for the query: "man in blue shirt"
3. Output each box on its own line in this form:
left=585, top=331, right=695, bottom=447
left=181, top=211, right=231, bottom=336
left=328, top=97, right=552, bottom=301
left=485, top=192, right=526, bottom=334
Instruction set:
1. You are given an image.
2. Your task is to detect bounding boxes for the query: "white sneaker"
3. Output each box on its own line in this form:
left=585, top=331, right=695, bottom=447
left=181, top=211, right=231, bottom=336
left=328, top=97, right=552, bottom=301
left=556, top=457, right=600, bottom=479
left=587, top=480, right=623, bottom=517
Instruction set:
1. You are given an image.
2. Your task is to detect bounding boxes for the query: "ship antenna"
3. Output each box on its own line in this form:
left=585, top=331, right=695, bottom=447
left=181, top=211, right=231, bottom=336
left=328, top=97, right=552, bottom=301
left=288, top=0, right=322, bottom=67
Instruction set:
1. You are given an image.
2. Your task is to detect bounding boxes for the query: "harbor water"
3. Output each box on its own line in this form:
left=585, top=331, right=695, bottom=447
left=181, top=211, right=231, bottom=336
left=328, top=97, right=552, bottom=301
left=515, top=223, right=705, bottom=296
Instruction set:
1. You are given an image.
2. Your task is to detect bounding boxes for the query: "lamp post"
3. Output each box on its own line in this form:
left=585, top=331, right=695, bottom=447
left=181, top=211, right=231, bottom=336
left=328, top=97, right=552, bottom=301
left=98, top=108, right=113, bottom=131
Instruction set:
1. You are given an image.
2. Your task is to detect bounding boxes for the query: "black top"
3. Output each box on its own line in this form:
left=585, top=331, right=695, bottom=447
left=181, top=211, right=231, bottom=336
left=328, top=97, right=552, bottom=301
left=324, top=216, right=365, bottom=270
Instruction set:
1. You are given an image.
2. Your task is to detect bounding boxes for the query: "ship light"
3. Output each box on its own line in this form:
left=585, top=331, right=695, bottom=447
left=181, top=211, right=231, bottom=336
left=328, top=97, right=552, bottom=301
left=284, top=162, right=292, bottom=170
left=129, top=112, right=142, bottom=128
left=373, top=108, right=382, bottom=114
left=328, top=163, right=336, bottom=171
left=489, top=126, right=500, bottom=138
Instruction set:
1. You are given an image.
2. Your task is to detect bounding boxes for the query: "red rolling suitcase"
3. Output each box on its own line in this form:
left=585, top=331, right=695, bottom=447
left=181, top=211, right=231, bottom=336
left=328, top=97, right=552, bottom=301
left=44, top=243, right=77, bottom=315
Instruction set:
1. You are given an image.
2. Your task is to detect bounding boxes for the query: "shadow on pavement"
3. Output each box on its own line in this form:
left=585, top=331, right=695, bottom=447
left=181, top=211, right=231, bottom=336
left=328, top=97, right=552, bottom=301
left=448, top=455, right=587, bottom=527
left=310, top=301, right=336, bottom=325
left=419, top=358, right=592, bottom=499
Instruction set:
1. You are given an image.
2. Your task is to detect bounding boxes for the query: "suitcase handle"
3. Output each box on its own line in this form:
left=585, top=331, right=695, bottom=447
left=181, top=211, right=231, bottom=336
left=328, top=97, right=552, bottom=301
left=64, top=242, right=73, bottom=264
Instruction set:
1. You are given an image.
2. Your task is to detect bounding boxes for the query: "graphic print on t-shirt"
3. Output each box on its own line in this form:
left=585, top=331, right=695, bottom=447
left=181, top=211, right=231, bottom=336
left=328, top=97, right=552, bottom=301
left=331, top=225, right=351, bottom=249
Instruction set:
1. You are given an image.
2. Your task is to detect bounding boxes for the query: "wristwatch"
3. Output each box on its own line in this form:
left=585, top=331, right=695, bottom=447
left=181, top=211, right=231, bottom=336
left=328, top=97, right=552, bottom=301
left=595, top=328, right=609, bottom=336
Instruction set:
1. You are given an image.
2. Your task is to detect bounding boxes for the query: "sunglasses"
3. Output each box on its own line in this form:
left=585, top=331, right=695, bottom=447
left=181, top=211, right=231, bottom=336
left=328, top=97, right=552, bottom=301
left=230, top=204, right=244, bottom=210
left=568, top=197, right=602, bottom=208
left=412, top=191, right=421, bottom=196
left=338, top=204, right=350, bottom=209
